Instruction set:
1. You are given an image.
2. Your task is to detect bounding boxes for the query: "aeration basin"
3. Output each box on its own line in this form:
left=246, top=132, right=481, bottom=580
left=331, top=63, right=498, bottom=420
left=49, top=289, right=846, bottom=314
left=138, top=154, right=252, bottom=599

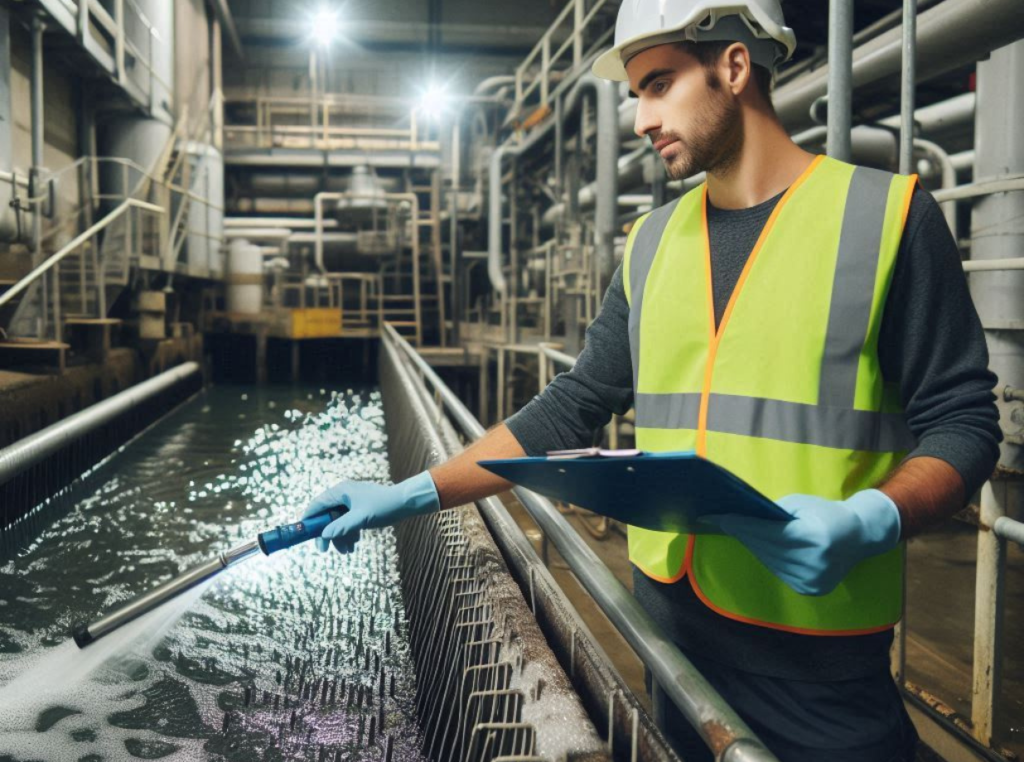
left=0, top=342, right=677, bottom=762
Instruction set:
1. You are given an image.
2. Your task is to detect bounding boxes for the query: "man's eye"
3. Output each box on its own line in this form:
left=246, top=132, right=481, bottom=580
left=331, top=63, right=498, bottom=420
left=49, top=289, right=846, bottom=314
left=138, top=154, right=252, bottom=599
left=653, top=80, right=669, bottom=94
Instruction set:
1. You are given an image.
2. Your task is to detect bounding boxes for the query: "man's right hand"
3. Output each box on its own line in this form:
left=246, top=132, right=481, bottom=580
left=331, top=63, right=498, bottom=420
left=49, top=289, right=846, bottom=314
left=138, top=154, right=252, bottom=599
left=302, top=471, right=440, bottom=553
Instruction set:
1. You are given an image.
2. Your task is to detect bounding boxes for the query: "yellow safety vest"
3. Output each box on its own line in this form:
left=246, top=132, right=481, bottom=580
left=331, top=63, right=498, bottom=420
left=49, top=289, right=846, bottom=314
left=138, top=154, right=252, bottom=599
left=623, top=155, right=918, bottom=634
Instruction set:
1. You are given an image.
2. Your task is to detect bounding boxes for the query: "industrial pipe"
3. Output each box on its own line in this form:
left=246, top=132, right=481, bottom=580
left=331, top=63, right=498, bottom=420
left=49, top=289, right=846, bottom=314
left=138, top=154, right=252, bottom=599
left=899, top=0, right=917, bottom=176
left=488, top=144, right=511, bottom=296
left=542, top=146, right=648, bottom=227
left=826, top=0, right=854, bottom=161
left=487, top=114, right=559, bottom=296
left=914, top=138, right=957, bottom=233
left=225, top=217, right=338, bottom=229
left=773, top=0, right=1024, bottom=133
left=223, top=228, right=293, bottom=240
left=489, top=73, right=621, bottom=294
left=879, top=92, right=975, bottom=138
left=560, top=74, right=620, bottom=283
left=615, top=0, right=1017, bottom=136
left=474, top=75, right=517, bottom=96
left=0, top=363, right=201, bottom=487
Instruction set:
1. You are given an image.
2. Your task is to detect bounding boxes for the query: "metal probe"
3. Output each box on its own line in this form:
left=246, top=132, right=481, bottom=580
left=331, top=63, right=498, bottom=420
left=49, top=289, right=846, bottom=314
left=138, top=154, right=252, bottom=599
left=71, top=509, right=343, bottom=648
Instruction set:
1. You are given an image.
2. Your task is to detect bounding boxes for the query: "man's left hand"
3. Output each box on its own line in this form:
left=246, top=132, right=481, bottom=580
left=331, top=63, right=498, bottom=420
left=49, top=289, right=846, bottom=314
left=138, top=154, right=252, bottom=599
left=702, top=490, right=902, bottom=596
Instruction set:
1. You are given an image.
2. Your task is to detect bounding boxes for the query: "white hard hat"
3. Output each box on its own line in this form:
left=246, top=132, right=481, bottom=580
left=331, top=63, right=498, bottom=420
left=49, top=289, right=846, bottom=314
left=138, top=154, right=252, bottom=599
left=592, top=0, right=797, bottom=82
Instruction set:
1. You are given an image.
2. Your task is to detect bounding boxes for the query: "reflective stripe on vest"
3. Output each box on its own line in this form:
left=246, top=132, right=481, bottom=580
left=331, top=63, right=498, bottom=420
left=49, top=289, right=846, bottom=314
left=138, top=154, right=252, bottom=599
left=623, top=156, right=919, bottom=634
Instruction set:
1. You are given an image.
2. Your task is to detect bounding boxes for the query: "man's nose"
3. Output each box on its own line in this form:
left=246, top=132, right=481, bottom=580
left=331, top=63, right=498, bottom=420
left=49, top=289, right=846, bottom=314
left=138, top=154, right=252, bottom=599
left=634, top=99, right=659, bottom=139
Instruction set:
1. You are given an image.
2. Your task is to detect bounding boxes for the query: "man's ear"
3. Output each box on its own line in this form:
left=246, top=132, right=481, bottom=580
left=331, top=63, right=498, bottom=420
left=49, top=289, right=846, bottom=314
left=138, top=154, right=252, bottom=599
left=722, top=42, right=753, bottom=97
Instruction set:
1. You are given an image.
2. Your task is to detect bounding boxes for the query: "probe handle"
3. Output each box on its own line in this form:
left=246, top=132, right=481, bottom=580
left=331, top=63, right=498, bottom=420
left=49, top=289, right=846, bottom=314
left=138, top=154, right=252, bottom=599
left=257, top=509, right=344, bottom=555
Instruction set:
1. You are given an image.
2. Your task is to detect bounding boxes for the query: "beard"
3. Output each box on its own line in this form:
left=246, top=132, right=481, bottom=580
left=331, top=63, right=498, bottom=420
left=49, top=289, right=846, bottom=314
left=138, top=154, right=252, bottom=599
left=658, top=87, right=743, bottom=181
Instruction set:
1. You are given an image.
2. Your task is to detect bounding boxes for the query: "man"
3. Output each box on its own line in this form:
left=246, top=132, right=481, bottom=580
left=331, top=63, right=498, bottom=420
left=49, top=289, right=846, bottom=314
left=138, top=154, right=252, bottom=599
left=304, top=1, right=1001, bottom=759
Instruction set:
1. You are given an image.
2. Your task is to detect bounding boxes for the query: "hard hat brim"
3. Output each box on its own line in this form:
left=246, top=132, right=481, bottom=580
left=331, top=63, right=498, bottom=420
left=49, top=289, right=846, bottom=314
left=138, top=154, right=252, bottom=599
left=592, top=44, right=631, bottom=81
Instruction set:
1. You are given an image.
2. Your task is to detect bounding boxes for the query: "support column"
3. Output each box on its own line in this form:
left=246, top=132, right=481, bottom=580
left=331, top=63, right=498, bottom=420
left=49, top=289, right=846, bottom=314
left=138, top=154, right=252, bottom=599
left=210, top=15, right=223, bottom=152
left=255, top=328, right=267, bottom=385
left=971, top=40, right=1024, bottom=470
left=967, top=38, right=1024, bottom=750
left=0, top=5, right=16, bottom=241
left=972, top=480, right=1007, bottom=746
left=30, top=16, right=46, bottom=338
left=290, top=340, right=300, bottom=384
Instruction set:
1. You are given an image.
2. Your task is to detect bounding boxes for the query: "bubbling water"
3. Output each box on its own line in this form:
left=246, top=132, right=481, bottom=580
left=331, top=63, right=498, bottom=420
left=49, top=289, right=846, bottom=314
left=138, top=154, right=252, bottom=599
left=0, top=386, right=425, bottom=761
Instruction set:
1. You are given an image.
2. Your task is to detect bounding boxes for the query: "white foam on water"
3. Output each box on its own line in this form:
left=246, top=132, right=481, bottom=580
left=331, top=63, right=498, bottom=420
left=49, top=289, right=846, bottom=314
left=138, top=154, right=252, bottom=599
left=0, top=580, right=213, bottom=759
left=0, top=387, right=426, bottom=761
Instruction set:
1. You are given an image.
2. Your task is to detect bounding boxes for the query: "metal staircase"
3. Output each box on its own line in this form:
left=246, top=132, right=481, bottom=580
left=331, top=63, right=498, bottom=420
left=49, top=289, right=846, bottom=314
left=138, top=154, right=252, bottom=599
left=0, top=94, right=222, bottom=368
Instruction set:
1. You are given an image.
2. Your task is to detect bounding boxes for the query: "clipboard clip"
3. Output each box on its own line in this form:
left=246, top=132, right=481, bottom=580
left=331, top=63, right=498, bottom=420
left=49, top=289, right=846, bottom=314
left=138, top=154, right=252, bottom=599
left=544, top=447, right=645, bottom=460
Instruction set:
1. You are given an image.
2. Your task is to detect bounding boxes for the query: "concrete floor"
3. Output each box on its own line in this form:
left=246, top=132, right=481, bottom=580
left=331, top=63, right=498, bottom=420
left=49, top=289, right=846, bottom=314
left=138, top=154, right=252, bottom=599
left=502, top=496, right=1024, bottom=761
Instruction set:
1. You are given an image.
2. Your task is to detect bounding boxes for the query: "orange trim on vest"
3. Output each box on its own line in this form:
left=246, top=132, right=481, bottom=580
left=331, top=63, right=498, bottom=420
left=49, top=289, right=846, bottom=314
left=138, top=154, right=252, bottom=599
left=900, top=175, right=919, bottom=229
left=685, top=568, right=898, bottom=636
left=634, top=562, right=688, bottom=584
left=693, top=156, right=825, bottom=458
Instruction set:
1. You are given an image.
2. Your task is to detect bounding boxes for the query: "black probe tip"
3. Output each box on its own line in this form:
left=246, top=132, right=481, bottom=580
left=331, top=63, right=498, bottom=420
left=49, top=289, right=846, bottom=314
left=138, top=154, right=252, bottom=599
left=72, top=622, right=93, bottom=649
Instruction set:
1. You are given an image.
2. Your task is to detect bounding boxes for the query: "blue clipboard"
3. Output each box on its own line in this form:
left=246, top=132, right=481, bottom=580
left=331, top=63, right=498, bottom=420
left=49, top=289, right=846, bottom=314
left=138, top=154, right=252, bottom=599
left=478, top=450, right=791, bottom=533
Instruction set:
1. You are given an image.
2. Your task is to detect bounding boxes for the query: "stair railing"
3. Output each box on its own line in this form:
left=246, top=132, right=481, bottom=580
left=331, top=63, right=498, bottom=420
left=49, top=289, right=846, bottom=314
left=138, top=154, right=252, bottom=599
left=0, top=199, right=164, bottom=343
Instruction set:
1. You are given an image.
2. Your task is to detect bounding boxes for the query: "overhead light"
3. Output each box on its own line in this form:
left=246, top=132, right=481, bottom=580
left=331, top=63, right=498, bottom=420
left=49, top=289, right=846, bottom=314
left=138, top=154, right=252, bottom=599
left=417, top=82, right=449, bottom=121
left=309, top=6, right=341, bottom=47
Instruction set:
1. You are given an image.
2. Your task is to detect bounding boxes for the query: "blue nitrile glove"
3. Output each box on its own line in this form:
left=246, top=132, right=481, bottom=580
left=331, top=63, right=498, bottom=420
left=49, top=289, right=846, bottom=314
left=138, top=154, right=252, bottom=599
left=701, top=489, right=902, bottom=596
left=302, top=471, right=440, bottom=554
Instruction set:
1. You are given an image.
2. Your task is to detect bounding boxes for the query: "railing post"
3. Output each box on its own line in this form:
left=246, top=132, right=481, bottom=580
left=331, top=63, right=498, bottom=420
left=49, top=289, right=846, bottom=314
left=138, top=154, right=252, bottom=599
left=972, top=479, right=1007, bottom=746
left=899, top=0, right=917, bottom=175
left=893, top=0, right=918, bottom=690
left=31, top=16, right=46, bottom=340
left=114, top=0, right=126, bottom=88
left=573, top=0, right=584, bottom=68
left=542, top=36, right=551, bottom=104
left=125, top=204, right=133, bottom=273
left=206, top=169, right=213, bottom=273
left=826, top=0, right=853, bottom=161
left=52, top=259, right=61, bottom=343
left=148, top=27, right=157, bottom=114
left=256, top=96, right=264, bottom=147
left=96, top=229, right=106, bottom=316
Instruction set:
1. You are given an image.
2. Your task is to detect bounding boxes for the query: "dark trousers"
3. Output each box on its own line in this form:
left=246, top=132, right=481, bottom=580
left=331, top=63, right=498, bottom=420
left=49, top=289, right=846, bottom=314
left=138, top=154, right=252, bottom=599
left=654, top=651, right=920, bottom=762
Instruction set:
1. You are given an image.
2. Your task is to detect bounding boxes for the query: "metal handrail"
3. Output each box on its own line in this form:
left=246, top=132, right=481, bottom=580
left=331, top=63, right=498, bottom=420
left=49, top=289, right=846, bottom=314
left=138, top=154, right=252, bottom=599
left=933, top=174, right=1024, bottom=203
left=225, top=94, right=425, bottom=151
left=513, top=0, right=614, bottom=118
left=383, top=322, right=780, bottom=762
left=75, top=0, right=171, bottom=111
left=0, top=199, right=164, bottom=309
left=540, top=343, right=577, bottom=368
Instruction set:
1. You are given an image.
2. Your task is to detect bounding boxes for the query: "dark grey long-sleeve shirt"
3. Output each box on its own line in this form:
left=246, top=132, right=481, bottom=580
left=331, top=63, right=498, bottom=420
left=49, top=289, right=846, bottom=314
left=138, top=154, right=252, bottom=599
left=506, top=186, right=1002, bottom=680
